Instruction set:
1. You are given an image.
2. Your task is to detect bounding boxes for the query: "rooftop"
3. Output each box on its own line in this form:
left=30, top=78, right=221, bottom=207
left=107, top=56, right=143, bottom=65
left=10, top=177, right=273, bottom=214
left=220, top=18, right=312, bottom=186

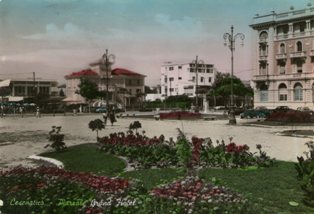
left=65, top=69, right=99, bottom=79
left=112, top=68, right=145, bottom=77
left=251, top=6, right=314, bottom=27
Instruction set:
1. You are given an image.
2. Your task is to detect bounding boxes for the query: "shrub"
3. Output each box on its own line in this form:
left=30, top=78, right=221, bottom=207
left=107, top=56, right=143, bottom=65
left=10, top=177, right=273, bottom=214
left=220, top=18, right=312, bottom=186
left=45, top=126, right=67, bottom=152
left=295, top=141, right=314, bottom=207
left=266, top=110, right=314, bottom=123
left=88, top=119, right=105, bottom=140
left=129, top=121, right=142, bottom=133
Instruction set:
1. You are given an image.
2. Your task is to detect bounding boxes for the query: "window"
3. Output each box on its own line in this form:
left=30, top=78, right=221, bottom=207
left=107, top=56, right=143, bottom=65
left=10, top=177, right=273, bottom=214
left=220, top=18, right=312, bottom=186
left=192, top=76, right=195, bottom=82
left=178, top=66, right=182, bottom=69
left=278, top=61, right=286, bottom=74
left=39, top=86, right=49, bottom=95
left=312, top=84, right=314, bottom=103
left=170, top=88, right=174, bottom=92
left=260, top=84, right=268, bottom=102
left=206, top=68, right=213, bottom=73
left=259, top=63, right=267, bottom=75
left=169, top=67, right=174, bottom=71
left=136, top=89, right=141, bottom=94
left=178, top=77, right=182, bottom=80
left=190, top=68, right=195, bottom=73
left=169, top=77, right=174, bottom=81
left=294, top=83, right=303, bottom=101
left=200, top=77, right=204, bottom=83
left=259, top=44, right=267, bottom=56
left=14, top=86, right=25, bottom=96
left=297, top=41, right=302, bottom=52
left=259, top=31, right=268, bottom=42
left=137, top=80, right=141, bottom=85
left=278, top=83, right=287, bottom=101
left=279, top=43, right=285, bottom=54
left=208, top=77, right=212, bottom=83
left=296, top=61, right=303, bottom=73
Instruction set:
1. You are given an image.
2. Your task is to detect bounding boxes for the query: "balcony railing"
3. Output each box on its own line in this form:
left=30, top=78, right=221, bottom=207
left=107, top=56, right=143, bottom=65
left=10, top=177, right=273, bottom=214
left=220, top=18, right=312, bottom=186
left=275, top=53, right=287, bottom=60
left=276, top=34, right=288, bottom=40
left=255, top=73, right=314, bottom=81
left=293, top=31, right=306, bottom=37
left=290, top=51, right=306, bottom=58
left=259, top=55, right=268, bottom=61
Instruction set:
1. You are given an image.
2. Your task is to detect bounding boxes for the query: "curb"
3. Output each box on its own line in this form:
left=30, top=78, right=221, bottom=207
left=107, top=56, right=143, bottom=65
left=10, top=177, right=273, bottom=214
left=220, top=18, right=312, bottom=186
left=28, top=155, right=64, bottom=169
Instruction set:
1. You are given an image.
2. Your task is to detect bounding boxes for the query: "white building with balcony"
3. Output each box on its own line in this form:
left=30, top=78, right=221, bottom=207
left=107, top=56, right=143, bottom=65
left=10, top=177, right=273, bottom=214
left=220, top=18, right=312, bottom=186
left=160, top=61, right=217, bottom=98
left=250, top=6, right=314, bottom=109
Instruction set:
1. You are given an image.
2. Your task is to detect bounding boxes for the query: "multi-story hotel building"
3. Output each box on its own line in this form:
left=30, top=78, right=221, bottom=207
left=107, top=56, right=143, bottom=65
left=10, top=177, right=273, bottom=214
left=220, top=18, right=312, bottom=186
left=160, top=61, right=217, bottom=98
left=250, top=6, right=314, bottom=109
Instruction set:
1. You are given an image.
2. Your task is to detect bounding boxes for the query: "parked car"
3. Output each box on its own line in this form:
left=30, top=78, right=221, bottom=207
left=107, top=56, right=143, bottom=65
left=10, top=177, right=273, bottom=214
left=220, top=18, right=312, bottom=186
left=297, top=107, right=311, bottom=112
left=240, top=109, right=270, bottom=119
left=274, top=106, right=290, bottom=112
left=255, top=106, right=268, bottom=110
left=95, top=107, right=107, bottom=113
left=214, top=106, right=226, bottom=110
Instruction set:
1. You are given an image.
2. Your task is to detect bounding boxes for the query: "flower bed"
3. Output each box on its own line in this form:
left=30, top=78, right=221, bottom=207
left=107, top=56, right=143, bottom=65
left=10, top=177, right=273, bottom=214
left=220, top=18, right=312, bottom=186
left=199, top=137, right=274, bottom=168
left=159, top=111, right=202, bottom=120
left=1, top=166, right=129, bottom=194
left=266, top=109, right=314, bottom=123
left=98, top=131, right=274, bottom=169
left=151, top=176, right=250, bottom=213
left=99, top=132, right=178, bottom=168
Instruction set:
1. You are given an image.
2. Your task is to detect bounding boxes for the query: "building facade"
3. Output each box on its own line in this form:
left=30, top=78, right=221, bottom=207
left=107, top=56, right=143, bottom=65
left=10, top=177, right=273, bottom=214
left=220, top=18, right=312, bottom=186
left=250, top=6, right=314, bottom=109
left=64, top=69, right=99, bottom=105
left=64, top=67, right=145, bottom=109
left=160, top=62, right=217, bottom=98
left=0, top=78, right=58, bottom=101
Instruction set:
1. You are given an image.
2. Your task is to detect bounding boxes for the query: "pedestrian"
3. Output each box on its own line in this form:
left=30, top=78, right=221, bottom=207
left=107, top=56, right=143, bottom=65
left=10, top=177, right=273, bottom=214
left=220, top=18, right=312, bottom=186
left=102, top=111, right=107, bottom=125
left=109, top=110, right=116, bottom=126
left=36, top=106, right=41, bottom=118
left=0, top=105, right=4, bottom=118
left=19, top=106, right=23, bottom=118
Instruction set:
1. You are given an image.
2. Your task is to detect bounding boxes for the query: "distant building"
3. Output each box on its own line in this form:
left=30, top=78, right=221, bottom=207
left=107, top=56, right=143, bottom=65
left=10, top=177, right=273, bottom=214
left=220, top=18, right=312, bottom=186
left=250, top=6, right=314, bottom=109
left=160, top=61, right=217, bottom=98
left=64, top=66, right=146, bottom=109
left=0, top=78, right=58, bottom=102
left=63, top=69, right=99, bottom=105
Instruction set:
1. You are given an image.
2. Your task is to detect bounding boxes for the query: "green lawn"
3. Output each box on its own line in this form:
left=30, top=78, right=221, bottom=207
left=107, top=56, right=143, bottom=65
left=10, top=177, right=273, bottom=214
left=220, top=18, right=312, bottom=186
left=199, top=161, right=314, bottom=213
left=121, top=168, right=185, bottom=190
left=42, top=143, right=126, bottom=176
left=41, top=144, right=314, bottom=213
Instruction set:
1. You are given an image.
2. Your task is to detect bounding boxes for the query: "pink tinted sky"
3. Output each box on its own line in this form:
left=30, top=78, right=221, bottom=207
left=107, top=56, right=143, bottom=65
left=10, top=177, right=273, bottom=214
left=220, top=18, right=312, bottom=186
left=0, top=0, right=312, bottom=86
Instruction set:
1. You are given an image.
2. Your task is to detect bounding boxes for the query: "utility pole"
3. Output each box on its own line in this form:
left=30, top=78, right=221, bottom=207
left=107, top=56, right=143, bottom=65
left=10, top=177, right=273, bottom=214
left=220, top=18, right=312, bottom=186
left=192, top=56, right=204, bottom=112
left=100, top=49, right=115, bottom=110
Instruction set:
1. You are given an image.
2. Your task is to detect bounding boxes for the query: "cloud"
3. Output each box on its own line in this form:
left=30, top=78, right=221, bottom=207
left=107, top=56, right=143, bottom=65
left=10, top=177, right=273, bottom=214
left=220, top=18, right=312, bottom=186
left=154, top=14, right=206, bottom=39
left=21, top=23, right=84, bottom=41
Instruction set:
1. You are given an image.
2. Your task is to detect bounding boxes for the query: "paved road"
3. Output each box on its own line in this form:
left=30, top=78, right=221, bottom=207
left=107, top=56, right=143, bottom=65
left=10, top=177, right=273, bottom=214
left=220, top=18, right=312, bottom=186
left=0, top=114, right=311, bottom=167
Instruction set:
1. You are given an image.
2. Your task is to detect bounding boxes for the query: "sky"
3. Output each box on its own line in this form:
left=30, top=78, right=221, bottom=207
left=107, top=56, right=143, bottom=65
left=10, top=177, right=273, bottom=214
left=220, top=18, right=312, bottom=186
left=0, top=0, right=313, bottom=86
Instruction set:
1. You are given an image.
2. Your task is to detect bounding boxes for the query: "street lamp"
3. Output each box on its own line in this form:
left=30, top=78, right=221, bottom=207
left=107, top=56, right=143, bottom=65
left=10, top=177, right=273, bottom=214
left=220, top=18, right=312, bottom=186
left=192, top=56, right=204, bottom=112
left=223, top=26, right=245, bottom=125
left=100, top=49, right=115, bottom=110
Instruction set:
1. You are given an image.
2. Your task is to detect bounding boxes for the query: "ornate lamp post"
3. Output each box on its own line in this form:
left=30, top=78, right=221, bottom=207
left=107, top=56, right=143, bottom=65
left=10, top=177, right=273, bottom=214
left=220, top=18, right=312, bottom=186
left=192, top=56, right=204, bottom=112
left=223, top=26, right=245, bottom=125
left=100, top=49, right=115, bottom=110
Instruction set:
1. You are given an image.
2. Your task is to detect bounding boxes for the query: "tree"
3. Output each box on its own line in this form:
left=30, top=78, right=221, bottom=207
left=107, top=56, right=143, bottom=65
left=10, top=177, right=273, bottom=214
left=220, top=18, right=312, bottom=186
left=77, top=78, right=100, bottom=112
left=89, top=119, right=105, bottom=140
left=209, top=72, right=253, bottom=107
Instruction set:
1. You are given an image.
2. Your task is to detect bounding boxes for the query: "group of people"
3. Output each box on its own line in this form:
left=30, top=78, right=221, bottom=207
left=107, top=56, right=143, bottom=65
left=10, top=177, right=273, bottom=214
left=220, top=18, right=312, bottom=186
left=102, top=109, right=116, bottom=126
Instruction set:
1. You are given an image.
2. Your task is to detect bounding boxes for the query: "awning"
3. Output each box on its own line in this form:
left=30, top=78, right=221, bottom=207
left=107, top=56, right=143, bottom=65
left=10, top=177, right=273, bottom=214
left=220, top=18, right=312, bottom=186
left=0, top=79, right=11, bottom=88
left=92, top=100, right=114, bottom=107
left=8, top=96, right=23, bottom=102
left=62, top=97, right=85, bottom=105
